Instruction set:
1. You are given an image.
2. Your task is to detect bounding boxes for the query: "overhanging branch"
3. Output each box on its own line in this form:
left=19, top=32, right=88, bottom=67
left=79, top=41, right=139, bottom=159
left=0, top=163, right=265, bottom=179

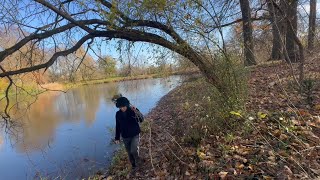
left=0, top=29, right=180, bottom=77
left=35, top=0, right=94, bottom=33
left=0, top=19, right=109, bottom=64
left=0, top=34, right=93, bottom=77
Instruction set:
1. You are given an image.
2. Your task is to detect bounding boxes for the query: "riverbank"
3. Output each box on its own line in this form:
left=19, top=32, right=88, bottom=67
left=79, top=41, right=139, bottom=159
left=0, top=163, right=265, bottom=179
left=0, top=73, right=181, bottom=98
left=36, top=70, right=201, bottom=91
left=96, top=59, right=320, bottom=179
left=39, top=74, right=161, bottom=91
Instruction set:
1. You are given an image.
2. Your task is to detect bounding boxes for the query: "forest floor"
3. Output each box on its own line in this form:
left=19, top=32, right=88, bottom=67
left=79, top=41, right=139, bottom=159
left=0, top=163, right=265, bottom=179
left=99, top=55, right=320, bottom=180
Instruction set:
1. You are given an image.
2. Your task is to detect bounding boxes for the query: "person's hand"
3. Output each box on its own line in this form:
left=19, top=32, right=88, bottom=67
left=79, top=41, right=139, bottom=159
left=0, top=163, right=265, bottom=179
left=130, top=105, right=137, bottom=111
left=114, top=140, right=120, bottom=144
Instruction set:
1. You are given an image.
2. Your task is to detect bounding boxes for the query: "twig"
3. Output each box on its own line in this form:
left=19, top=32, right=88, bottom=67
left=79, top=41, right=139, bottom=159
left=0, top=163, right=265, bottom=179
left=164, top=144, right=187, bottom=165
left=164, top=130, right=186, bottom=154
left=248, top=120, right=310, bottom=177
left=148, top=120, right=157, bottom=176
left=299, top=146, right=320, bottom=153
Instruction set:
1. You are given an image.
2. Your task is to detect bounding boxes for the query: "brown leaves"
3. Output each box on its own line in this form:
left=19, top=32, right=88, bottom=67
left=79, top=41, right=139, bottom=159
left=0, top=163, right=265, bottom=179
left=106, top=60, right=320, bottom=179
left=218, top=171, right=228, bottom=179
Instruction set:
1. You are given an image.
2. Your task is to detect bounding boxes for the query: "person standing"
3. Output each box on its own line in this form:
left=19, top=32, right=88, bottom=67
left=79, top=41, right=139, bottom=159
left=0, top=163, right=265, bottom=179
left=114, top=96, right=144, bottom=172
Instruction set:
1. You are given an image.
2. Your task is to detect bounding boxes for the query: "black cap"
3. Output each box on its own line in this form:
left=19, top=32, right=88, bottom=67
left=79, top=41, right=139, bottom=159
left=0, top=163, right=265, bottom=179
left=116, top=97, right=130, bottom=108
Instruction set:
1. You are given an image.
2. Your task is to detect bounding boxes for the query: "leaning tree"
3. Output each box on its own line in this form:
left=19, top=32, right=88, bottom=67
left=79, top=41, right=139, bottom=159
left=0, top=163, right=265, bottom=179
left=0, top=0, right=259, bottom=119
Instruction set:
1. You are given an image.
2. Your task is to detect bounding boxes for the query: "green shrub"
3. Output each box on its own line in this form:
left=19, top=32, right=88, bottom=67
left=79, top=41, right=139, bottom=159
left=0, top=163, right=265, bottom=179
left=201, top=54, right=249, bottom=133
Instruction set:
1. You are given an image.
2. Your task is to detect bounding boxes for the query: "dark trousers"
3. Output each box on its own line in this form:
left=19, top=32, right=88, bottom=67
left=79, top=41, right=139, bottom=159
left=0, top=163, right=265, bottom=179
left=123, top=134, right=140, bottom=167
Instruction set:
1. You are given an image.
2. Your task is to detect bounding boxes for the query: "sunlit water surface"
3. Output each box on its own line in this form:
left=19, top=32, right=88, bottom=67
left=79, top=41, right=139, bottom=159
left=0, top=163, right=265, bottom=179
left=0, top=76, right=182, bottom=179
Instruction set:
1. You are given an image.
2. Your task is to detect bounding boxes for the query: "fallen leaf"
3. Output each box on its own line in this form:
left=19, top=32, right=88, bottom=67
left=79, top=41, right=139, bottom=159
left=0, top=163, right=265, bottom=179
left=237, top=163, right=245, bottom=169
left=284, top=165, right=293, bottom=176
left=197, top=150, right=206, bottom=159
left=230, top=111, right=242, bottom=117
left=272, top=129, right=281, bottom=137
left=201, top=160, right=214, bottom=167
left=263, top=175, right=273, bottom=180
left=218, top=171, right=228, bottom=179
left=280, top=134, right=288, bottom=140
left=268, top=156, right=276, bottom=162
left=267, top=161, right=277, bottom=166
left=258, top=112, right=268, bottom=119
left=248, top=164, right=254, bottom=171
left=315, top=105, right=320, bottom=111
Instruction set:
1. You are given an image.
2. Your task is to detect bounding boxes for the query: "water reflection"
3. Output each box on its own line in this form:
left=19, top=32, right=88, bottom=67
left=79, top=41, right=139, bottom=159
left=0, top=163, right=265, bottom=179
left=0, top=135, right=3, bottom=149
left=9, top=82, right=121, bottom=152
left=0, top=76, right=182, bottom=179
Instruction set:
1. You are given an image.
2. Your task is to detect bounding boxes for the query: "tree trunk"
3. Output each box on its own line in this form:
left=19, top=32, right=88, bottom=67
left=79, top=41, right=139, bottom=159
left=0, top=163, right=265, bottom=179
left=286, top=0, right=299, bottom=63
left=308, top=0, right=317, bottom=51
left=239, top=0, right=256, bottom=66
left=267, top=0, right=286, bottom=60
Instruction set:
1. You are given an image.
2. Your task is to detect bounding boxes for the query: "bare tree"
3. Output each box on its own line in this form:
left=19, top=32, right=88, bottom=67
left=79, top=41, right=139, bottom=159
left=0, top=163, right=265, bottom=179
left=308, top=0, right=317, bottom=51
left=239, top=0, right=256, bottom=66
left=267, top=0, right=286, bottom=60
left=267, top=0, right=305, bottom=84
left=286, top=0, right=299, bottom=63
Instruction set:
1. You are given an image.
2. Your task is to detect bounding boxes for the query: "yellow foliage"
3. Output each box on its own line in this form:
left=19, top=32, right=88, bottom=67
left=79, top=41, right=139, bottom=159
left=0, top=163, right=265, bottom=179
left=183, top=101, right=190, bottom=110
left=196, top=149, right=206, bottom=160
left=257, top=112, right=267, bottom=119
left=230, top=111, right=242, bottom=117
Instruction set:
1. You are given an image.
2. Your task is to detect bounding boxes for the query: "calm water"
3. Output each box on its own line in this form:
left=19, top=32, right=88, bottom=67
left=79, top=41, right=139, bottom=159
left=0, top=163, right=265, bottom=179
left=0, top=76, right=182, bottom=179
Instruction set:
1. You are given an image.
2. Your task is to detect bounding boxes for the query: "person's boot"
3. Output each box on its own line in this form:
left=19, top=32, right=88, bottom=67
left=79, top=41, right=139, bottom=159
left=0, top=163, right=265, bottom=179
left=133, top=153, right=142, bottom=167
left=130, top=165, right=137, bottom=176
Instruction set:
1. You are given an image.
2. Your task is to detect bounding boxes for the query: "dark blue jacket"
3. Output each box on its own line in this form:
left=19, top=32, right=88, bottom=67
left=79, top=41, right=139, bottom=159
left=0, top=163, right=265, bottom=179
left=115, top=107, right=144, bottom=140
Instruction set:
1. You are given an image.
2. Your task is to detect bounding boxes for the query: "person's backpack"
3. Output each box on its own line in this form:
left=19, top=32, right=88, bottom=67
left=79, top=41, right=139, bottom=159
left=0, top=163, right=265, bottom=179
left=132, top=107, right=144, bottom=123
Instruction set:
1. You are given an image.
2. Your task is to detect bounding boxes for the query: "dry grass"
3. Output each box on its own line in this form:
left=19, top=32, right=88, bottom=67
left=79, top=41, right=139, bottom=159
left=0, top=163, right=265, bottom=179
left=39, top=83, right=65, bottom=91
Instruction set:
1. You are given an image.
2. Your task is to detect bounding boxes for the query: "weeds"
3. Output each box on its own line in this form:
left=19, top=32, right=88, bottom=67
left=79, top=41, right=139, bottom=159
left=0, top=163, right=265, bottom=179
left=107, top=145, right=130, bottom=177
left=301, top=78, right=317, bottom=106
left=183, top=125, right=204, bottom=147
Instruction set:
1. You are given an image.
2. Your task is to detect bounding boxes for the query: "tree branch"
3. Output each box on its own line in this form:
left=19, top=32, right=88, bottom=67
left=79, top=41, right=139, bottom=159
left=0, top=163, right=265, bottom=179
left=0, top=34, right=94, bottom=77
left=0, top=19, right=109, bottom=64
left=0, top=65, right=13, bottom=120
left=123, top=20, right=185, bottom=44
left=34, top=0, right=93, bottom=33
left=95, top=0, right=131, bottom=22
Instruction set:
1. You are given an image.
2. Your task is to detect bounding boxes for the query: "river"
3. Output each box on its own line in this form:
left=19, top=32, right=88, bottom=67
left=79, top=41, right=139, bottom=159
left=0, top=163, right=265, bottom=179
left=0, top=76, right=182, bottom=179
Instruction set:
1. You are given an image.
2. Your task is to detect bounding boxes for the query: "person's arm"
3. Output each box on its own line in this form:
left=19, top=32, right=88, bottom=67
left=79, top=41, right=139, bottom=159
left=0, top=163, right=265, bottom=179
left=115, top=112, right=121, bottom=141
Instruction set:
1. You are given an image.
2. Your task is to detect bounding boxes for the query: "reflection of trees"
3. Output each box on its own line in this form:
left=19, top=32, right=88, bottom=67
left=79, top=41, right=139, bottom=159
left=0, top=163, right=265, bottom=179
left=81, top=86, right=101, bottom=126
left=59, top=83, right=119, bottom=126
left=101, top=82, right=120, bottom=104
left=8, top=83, right=119, bottom=152
left=119, top=76, right=180, bottom=101
left=159, top=76, right=182, bottom=89
left=11, top=92, right=61, bottom=152
left=3, top=77, right=180, bottom=153
left=120, top=79, right=156, bottom=96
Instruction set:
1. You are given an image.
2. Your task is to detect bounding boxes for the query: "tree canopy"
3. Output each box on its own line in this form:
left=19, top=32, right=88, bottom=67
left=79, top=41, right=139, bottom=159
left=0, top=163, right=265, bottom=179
left=0, top=0, right=317, bottom=119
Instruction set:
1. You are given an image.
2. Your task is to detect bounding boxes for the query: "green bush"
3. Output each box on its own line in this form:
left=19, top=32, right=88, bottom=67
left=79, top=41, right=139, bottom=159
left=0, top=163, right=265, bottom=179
left=201, top=54, right=248, bottom=133
left=211, top=54, right=248, bottom=115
